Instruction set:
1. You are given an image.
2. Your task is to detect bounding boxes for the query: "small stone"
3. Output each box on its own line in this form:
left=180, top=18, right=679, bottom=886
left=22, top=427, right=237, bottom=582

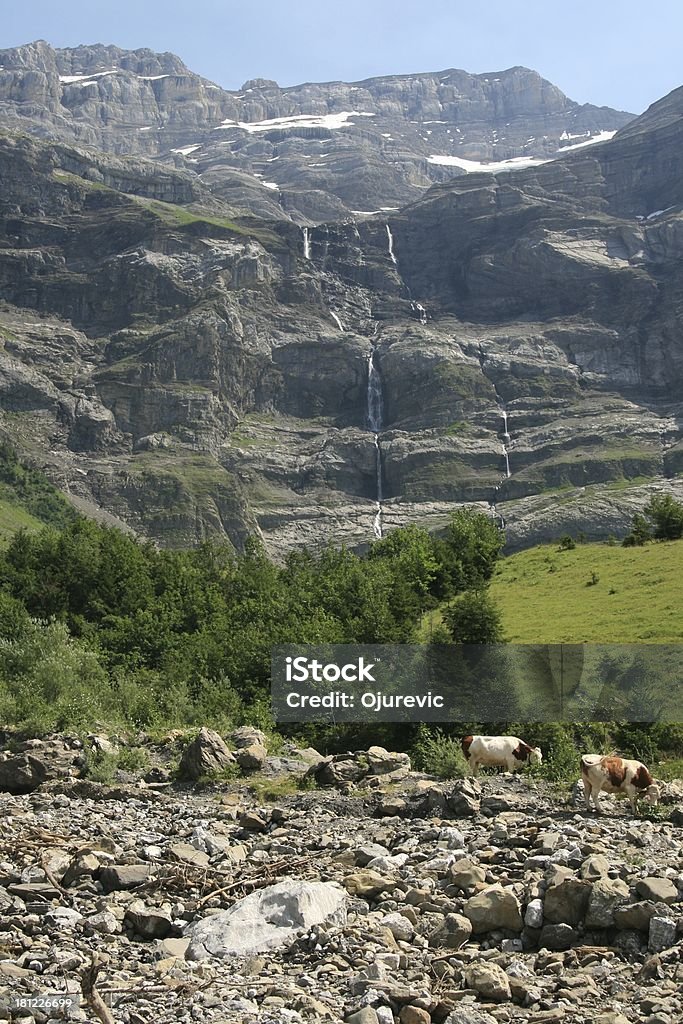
left=346, top=1009, right=380, bottom=1024
left=524, top=898, right=544, bottom=929
left=464, top=962, right=512, bottom=1002
left=649, top=915, right=677, bottom=952
left=428, top=912, right=472, bottom=949
left=124, top=899, right=173, bottom=938
left=239, top=811, right=269, bottom=832
left=86, top=910, right=119, bottom=934
left=543, top=877, right=592, bottom=925
left=448, top=858, right=486, bottom=889
left=539, top=922, right=577, bottom=950
left=636, top=877, right=678, bottom=904
left=99, top=864, right=153, bottom=892
left=168, top=842, right=211, bottom=867
left=613, top=900, right=659, bottom=931
left=464, top=884, right=523, bottom=932
left=343, top=870, right=398, bottom=899
left=584, top=878, right=629, bottom=928
left=381, top=912, right=414, bottom=942
left=400, top=1008, right=431, bottom=1024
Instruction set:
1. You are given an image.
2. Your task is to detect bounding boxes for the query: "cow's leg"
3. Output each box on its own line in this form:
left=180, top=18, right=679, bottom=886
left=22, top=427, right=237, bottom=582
left=583, top=778, right=593, bottom=811
left=593, top=784, right=604, bottom=815
left=470, top=759, right=479, bottom=777
left=627, top=787, right=637, bottom=814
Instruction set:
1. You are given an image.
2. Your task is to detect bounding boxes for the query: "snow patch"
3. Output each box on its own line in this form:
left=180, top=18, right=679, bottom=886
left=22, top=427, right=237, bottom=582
left=261, top=181, right=279, bottom=190
left=172, top=145, right=201, bottom=156
left=427, top=154, right=549, bottom=173
left=59, top=71, right=117, bottom=85
left=139, top=75, right=170, bottom=81
left=214, top=111, right=375, bottom=133
left=557, top=130, right=617, bottom=152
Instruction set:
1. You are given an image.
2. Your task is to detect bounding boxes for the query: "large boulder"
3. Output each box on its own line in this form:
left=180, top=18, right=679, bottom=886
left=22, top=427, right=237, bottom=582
left=185, top=880, right=347, bottom=959
left=365, top=746, right=411, bottom=778
left=446, top=778, right=482, bottom=817
left=635, top=877, right=678, bottom=904
left=233, top=743, right=268, bottom=771
left=464, top=884, right=523, bottom=933
left=308, top=747, right=411, bottom=788
left=0, top=753, right=49, bottom=794
left=179, top=728, right=236, bottom=780
left=232, top=726, right=268, bottom=749
left=309, top=754, right=367, bottom=788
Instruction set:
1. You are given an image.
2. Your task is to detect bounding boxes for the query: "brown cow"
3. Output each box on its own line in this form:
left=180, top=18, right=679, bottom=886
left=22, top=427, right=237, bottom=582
left=581, top=754, right=660, bottom=815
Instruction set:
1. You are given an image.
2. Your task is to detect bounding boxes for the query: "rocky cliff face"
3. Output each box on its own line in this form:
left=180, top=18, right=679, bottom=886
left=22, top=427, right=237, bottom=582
left=0, top=41, right=633, bottom=221
left=0, top=45, right=681, bottom=555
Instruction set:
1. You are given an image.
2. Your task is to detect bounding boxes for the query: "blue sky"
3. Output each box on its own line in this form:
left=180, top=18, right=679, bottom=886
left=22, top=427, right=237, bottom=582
left=4, top=0, right=680, bottom=114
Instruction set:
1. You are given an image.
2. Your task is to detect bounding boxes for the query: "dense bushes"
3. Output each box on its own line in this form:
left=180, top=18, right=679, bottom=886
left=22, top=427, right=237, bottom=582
left=0, top=510, right=505, bottom=734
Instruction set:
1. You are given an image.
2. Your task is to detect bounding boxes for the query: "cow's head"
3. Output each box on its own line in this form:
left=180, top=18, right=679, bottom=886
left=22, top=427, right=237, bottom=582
left=530, top=747, right=543, bottom=766
left=643, top=783, right=661, bottom=805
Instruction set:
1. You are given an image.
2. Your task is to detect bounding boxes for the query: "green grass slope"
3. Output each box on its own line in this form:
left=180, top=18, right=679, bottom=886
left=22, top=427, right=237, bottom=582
left=490, top=540, right=683, bottom=643
left=0, top=443, right=77, bottom=544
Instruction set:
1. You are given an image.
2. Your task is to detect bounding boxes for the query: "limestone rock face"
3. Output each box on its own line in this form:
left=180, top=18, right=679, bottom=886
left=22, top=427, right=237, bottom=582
left=0, top=48, right=682, bottom=556
left=0, top=42, right=633, bottom=220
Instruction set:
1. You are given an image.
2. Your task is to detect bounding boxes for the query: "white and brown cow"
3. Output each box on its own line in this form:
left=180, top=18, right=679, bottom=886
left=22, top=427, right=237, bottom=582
left=461, top=735, right=543, bottom=776
left=581, top=754, right=660, bottom=815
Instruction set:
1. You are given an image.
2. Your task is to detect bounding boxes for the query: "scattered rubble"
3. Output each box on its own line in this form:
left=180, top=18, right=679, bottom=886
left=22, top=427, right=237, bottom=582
left=0, top=733, right=680, bottom=1023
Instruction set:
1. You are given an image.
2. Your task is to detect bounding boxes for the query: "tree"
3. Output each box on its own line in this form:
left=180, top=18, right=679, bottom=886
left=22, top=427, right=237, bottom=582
left=432, top=509, right=504, bottom=598
left=643, top=494, right=683, bottom=541
left=442, top=589, right=504, bottom=644
left=622, top=513, right=651, bottom=547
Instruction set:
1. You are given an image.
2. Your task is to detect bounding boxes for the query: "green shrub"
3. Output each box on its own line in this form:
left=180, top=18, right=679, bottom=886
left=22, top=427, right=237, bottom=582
left=412, top=726, right=468, bottom=779
left=117, top=746, right=150, bottom=773
left=83, top=749, right=119, bottom=785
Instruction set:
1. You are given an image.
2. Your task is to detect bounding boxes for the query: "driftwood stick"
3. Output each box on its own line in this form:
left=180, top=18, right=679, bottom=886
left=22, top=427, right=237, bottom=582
left=81, top=956, right=116, bottom=1024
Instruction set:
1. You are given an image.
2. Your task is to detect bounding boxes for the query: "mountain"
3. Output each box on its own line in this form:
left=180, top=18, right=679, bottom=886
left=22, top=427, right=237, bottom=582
left=0, top=41, right=633, bottom=221
left=1, top=43, right=682, bottom=556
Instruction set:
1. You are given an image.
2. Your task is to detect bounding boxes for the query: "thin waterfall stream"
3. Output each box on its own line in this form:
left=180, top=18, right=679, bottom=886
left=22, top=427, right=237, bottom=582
left=367, top=344, right=384, bottom=539
left=501, top=408, right=511, bottom=478
left=386, top=223, right=428, bottom=323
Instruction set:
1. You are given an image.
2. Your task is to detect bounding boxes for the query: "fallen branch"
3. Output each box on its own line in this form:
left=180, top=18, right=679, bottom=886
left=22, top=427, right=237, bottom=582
left=81, top=956, right=115, bottom=1024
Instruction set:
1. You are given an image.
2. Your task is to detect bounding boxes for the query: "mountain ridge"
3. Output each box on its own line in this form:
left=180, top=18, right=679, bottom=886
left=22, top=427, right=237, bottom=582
left=0, top=42, right=682, bottom=556
left=0, top=41, right=634, bottom=222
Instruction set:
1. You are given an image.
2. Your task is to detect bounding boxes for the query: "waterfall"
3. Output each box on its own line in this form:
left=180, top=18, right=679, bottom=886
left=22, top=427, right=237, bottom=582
left=386, top=224, right=398, bottom=266
left=411, top=300, right=428, bottom=324
left=302, top=226, right=311, bottom=260
left=367, top=346, right=384, bottom=539
left=330, top=311, right=345, bottom=332
left=387, top=224, right=428, bottom=322
left=501, top=408, right=511, bottom=478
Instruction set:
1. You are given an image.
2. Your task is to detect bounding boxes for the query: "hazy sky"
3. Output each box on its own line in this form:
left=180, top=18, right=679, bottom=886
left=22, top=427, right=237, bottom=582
left=4, top=1, right=680, bottom=114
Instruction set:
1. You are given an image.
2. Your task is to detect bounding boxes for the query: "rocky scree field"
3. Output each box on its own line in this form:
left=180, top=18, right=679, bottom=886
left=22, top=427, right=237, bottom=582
left=0, top=729, right=682, bottom=1024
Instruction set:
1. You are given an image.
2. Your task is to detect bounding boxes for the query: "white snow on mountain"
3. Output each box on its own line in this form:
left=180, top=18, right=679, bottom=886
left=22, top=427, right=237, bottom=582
left=215, top=111, right=376, bottom=133
left=59, top=71, right=117, bottom=84
left=427, top=154, right=548, bottom=172
left=557, top=130, right=617, bottom=151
